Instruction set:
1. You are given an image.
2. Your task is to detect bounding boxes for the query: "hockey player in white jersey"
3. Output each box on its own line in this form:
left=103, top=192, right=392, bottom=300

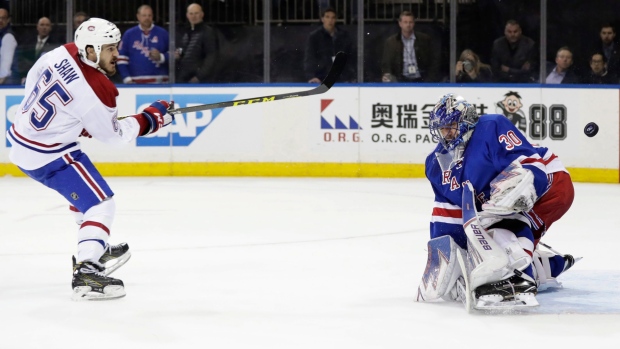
left=6, top=18, right=174, bottom=300
left=416, top=93, right=578, bottom=310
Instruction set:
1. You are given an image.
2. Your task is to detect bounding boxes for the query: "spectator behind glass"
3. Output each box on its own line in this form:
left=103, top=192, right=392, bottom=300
left=545, top=46, right=580, bottom=84
left=491, top=19, right=538, bottom=83
left=597, top=24, right=620, bottom=77
left=582, top=52, right=618, bottom=84
left=18, top=16, right=61, bottom=84
left=381, top=11, right=439, bottom=82
left=73, top=11, right=89, bottom=31
left=303, top=7, right=356, bottom=83
left=175, top=3, right=219, bottom=83
left=117, top=4, right=170, bottom=84
left=0, top=7, right=18, bottom=84
left=456, top=49, right=493, bottom=83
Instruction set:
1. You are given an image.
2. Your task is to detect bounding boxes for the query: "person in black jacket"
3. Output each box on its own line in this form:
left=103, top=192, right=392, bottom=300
left=582, top=52, right=618, bottom=84
left=18, top=16, right=62, bottom=84
left=175, top=3, right=219, bottom=83
left=491, top=20, right=538, bottom=83
left=303, top=7, right=355, bottom=83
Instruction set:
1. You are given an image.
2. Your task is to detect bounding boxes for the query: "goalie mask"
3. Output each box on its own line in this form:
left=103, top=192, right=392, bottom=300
left=74, top=18, right=121, bottom=67
left=429, top=93, right=479, bottom=171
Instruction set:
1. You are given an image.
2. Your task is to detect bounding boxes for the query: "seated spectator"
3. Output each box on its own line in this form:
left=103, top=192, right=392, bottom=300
left=455, top=49, right=493, bottom=83
left=118, top=4, right=169, bottom=84
left=545, top=46, right=580, bottom=84
left=73, top=11, right=89, bottom=30
left=18, top=16, right=61, bottom=84
left=491, top=19, right=538, bottom=83
left=595, top=23, right=620, bottom=77
left=381, top=11, right=439, bottom=82
left=303, top=7, right=355, bottom=83
left=582, top=52, right=618, bottom=84
left=0, top=7, right=18, bottom=85
left=175, top=3, right=219, bottom=83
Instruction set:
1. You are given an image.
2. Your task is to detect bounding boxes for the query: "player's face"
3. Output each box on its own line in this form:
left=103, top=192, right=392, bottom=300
left=440, top=122, right=459, bottom=141
left=600, top=27, right=616, bottom=45
left=504, top=24, right=522, bottom=44
left=590, top=54, right=605, bottom=74
left=137, top=8, right=153, bottom=28
left=321, top=11, right=337, bottom=32
left=98, top=43, right=119, bottom=75
left=399, top=15, right=415, bottom=36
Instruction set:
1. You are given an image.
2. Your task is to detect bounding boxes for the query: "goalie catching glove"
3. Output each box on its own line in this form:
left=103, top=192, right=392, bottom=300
left=482, top=160, right=537, bottom=215
left=133, top=100, right=175, bottom=136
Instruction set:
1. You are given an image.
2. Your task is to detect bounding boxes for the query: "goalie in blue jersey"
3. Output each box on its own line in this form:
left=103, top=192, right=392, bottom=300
left=416, top=93, right=577, bottom=309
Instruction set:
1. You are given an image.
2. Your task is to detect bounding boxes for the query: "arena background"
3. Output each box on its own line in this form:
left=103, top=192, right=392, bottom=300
left=2, top=0, right=619, bottom=182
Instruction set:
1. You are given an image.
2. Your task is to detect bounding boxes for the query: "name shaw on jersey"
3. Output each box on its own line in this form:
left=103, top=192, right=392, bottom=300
left=53, top=59, right=80, bottom=85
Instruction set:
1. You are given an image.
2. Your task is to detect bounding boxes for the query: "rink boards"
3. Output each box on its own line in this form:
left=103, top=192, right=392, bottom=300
left=1, top=85, right=618, bottom=182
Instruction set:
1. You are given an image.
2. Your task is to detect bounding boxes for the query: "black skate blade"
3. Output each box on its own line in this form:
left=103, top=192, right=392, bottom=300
left=103, top=251, right=132, bottom=276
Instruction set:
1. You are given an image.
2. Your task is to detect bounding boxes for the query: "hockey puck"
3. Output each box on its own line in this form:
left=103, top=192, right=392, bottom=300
left=584, top=122, right=599, bottom=137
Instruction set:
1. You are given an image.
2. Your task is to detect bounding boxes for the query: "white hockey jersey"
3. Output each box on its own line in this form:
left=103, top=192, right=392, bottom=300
left=7, top=43, right=142, bottom=170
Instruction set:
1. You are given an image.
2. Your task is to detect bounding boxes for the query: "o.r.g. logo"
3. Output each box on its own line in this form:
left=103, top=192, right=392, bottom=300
left=136, top=94, right=236, bottom=146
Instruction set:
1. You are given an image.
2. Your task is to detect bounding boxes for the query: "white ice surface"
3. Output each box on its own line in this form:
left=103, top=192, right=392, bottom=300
left=1, top=177, right=619, bottom=349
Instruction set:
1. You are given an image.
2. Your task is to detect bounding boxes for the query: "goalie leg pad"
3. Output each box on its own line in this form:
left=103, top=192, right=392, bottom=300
left=462, top=182, right=511, bottom=290
left=416, top=235, right=464, bottom=302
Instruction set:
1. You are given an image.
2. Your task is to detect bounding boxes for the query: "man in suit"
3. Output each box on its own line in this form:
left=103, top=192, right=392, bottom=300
left=544, top=46, right=580, bottom=84
left=381, top=11, right=439, bottom=82
left=18, top=16, right=61, bottom=84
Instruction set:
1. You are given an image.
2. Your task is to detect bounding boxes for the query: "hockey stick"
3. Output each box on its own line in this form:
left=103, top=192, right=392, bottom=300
left=118, top=51, right=347, bottom=119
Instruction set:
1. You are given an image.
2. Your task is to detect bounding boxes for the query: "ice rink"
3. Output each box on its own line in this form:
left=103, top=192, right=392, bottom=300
left=1, top=176, right=619, bottom=349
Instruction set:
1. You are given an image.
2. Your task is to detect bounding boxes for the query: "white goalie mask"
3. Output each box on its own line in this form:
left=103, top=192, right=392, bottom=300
left=74, top=18, right=121, bottom=66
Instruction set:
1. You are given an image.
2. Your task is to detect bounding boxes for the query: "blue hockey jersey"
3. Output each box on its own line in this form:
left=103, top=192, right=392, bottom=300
left=117, top=24, right=169, bottom=83
left=425, top=114, right=563, bottom=249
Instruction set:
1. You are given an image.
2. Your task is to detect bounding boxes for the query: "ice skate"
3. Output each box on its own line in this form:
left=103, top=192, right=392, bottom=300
left=473, top=270, right=539, bottom=309
left=72, top=261, right=126, bottom=301
left=533, top=243, right=582, bottom=291
left=99, top=242, right=131, bottom=276
left=72, top=242, right=131, bottom=276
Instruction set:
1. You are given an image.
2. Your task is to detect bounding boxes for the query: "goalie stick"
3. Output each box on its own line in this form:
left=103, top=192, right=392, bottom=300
left=118, top=51, right=348, bottom=120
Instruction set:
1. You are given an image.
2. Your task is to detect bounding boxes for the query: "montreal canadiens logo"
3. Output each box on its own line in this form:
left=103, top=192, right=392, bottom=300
left=88, top=26, right=95, bottom=31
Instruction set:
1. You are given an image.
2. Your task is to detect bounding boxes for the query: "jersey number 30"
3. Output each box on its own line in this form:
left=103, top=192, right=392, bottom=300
left=23, top=68, right=73, bottom=130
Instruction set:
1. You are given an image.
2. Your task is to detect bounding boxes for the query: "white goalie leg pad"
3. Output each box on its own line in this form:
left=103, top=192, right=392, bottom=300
left=466, top=223, right=511, bottom=290
left=490, top=228, right=533, bottom=273
left=532, top=249, right=562, bottom=291
left=462, top=182, right=510, bottom=291
left=416, top=235, right=464, bottom=302
left=482, top=160, right=537, bottom=215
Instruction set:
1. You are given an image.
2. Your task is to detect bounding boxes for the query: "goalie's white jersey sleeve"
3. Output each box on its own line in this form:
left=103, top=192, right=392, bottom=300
left=7, top=43, right=141, bottom=171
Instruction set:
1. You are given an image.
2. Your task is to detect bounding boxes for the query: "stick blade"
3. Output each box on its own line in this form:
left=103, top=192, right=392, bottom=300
left=321, top=51, right=348, bottom=89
